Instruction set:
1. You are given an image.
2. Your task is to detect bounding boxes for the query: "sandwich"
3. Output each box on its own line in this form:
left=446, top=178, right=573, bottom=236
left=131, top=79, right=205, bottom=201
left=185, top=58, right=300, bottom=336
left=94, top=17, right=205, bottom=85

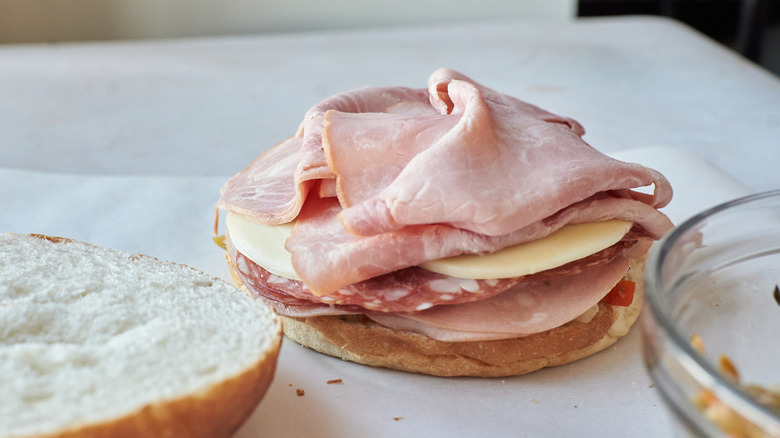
left=215, top=68, right=673, bottom=377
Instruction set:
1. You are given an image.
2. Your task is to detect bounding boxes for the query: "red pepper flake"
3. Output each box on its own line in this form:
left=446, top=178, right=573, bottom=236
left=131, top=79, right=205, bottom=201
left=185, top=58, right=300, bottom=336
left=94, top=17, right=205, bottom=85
left=602, top=280, right=636, bottom=307
left=296, top=388, right=305, bottom=396
left=327, top=379, right=343, bottom=384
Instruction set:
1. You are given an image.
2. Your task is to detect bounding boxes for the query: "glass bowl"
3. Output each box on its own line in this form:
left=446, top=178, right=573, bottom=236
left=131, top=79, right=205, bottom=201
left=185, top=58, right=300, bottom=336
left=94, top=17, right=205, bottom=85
left=642, top=190, right=780, bottom=437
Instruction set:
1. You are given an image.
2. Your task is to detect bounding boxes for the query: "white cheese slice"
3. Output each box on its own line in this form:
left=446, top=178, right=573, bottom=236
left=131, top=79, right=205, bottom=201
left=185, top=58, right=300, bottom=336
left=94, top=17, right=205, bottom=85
left=226, top=211, right=632, bottom=281
left=419, top=220, right=633, bottom=279
left=226, top=211, right=301, bottom=280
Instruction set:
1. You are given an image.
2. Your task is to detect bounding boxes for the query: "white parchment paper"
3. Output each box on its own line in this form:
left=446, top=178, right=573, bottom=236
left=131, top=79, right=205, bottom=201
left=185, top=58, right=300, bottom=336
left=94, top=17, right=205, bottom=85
left=0, top=147, right=752, bottom=438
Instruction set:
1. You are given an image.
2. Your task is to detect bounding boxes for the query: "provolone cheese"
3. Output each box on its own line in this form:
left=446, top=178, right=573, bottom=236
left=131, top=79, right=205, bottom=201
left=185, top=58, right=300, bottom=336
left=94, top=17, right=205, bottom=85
left=226, top=212, right=301, bottom=280
left=420, top=220, right=632, bottom=279
left=226, top=211, right=632, bottom=281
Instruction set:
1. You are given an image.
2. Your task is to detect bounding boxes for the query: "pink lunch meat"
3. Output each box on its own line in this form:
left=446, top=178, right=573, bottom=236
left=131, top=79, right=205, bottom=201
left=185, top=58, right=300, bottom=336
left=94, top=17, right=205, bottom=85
left=217, top=68, right=673, bottom=339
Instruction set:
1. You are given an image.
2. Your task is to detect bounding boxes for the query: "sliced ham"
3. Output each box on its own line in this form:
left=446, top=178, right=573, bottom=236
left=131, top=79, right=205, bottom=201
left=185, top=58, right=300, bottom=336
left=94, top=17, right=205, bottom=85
left=335, top=77, right=671, bottom=237
left=287, top=192, right=671, bottom=295
left=427, top=68, right=586, bottom=136
left=317, top=178, right=338, bottom=198
left=217, top=68, right=674, bottom=336
left=217, top=86, right=429, bottom=225
left=367, top=255, right=631, bottom=342
left=323, top=110, right=459, bottom=207
left=233, top=227, right=634, bottom=314
left=216, top=137, right=314, bottom=225
left=296, top=86, right=430, bottom=204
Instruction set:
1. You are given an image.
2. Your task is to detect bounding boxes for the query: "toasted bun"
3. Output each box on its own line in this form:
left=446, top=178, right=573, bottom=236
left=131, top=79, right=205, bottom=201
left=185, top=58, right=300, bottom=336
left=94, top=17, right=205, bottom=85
left=1, top=233, right=282, bottom=438
left=227, top=252, right=645, bottom=377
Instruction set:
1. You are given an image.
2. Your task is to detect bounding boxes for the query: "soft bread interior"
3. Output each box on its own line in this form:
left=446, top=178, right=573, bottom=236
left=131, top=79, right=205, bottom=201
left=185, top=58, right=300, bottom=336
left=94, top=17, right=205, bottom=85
left=0, top=233, right=281, bottom=438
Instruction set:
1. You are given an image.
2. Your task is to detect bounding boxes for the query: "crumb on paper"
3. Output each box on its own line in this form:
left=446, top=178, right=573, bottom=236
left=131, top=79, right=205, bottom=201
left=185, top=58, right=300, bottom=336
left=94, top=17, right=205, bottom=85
left=296, top=388, right=305, bottom=396
left=393, top=417, right=403, bottom=421
left=327, top=379, right=343, bottom=384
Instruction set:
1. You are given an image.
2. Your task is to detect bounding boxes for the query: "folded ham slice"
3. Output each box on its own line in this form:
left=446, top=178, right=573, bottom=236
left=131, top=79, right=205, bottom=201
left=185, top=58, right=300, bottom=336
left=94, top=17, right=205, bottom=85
left=323, top=108, right=459, bottom=207
left=217, top=67, right=673, bottom=298
left=335, top=76, right=670, bottom=237
left=216, top=137, right=311, bottom=225
left=217, top=86, right=429, bottom=224
left=287, top=193, right=670, bottom=295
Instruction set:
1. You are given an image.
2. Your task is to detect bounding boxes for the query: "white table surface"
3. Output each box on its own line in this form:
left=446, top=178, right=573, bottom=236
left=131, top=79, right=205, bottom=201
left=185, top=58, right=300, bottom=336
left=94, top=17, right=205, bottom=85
left=2, top=15, right=778, bottom=437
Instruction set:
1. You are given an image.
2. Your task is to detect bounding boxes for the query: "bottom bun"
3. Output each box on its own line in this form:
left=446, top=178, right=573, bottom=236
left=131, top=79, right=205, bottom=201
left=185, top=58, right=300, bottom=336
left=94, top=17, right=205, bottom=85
left=229, top=252, right=644, bottom=378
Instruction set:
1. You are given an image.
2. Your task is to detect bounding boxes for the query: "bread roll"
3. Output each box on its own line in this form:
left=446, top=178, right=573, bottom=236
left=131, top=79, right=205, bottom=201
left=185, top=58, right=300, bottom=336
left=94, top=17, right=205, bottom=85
left=227, top=252, right=645, bottom=378
left=1, top=233, right=281, bottom=438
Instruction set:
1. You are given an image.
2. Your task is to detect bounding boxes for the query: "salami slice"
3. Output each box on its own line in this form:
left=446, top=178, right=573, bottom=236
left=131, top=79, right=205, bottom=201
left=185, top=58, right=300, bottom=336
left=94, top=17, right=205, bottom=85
left=233, top=248, right=523, bottom=313
left=230, top=234, right=636, bottom=314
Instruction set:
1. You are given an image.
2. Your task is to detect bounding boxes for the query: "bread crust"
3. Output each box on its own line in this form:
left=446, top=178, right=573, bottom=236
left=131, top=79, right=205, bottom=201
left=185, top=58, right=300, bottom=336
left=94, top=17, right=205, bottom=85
left=38, top=345, right=280, bottom=438
left=228, top=252, right=645, bottom=377
left=7, top=234, right=282, bottom=438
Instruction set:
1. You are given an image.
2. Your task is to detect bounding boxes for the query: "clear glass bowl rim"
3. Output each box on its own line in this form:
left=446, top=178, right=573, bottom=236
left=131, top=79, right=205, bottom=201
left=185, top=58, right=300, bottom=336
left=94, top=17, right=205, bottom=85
left=644, top=188, right=780, bottom=428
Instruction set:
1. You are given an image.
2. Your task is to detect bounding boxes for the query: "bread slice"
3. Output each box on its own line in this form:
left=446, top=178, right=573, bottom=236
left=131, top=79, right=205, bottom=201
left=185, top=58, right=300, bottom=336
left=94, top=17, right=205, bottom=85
left=1, top=233, right=282, bottom=438
left=228, top=251, right=644, bottom=378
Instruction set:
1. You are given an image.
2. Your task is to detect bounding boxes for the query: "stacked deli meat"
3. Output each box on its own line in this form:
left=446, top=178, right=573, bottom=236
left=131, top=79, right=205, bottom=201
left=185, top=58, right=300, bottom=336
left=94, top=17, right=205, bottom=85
left=216, top=68, right=673, bottom=377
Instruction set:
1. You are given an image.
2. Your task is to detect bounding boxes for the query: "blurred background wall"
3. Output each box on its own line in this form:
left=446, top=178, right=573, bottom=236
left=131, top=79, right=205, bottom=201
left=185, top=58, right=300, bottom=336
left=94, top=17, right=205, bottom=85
left=0, top=0, right=576, bottom=43
left=0, top=0, right=777, bottom=74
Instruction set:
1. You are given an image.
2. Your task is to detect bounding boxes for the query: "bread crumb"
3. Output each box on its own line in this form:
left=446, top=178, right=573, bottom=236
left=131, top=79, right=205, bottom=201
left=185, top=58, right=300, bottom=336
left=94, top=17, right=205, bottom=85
left=393, top=417, right=403, bottom=421
left=327, top=379, right=343, bottom=384
left=296, top=388, right=305, bottom=396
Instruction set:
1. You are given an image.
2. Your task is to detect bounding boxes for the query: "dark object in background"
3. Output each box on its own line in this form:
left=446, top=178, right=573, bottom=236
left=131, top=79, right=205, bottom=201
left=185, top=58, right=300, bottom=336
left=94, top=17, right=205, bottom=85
left=578, top=0, right=779, bottom=64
